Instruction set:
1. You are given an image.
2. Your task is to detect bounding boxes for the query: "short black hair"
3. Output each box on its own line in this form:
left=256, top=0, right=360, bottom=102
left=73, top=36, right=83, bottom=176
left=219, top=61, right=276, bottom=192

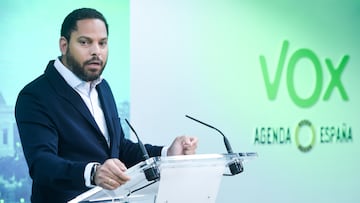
left=61, top=8, right=109, bottom=41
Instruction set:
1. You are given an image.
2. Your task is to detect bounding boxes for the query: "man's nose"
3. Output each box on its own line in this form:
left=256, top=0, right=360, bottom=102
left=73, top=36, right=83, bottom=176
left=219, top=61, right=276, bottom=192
left=90, top=44, right=101, bottom=56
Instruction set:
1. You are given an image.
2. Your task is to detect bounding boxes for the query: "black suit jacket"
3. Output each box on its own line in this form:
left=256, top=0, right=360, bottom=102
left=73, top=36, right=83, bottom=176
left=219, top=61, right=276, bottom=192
left=15, top=60, right=162, bottom=203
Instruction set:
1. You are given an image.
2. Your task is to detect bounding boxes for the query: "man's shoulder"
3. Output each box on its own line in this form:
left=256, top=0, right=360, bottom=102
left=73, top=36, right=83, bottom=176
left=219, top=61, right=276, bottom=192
left=18, top=60, right=57, bottom=94
left=20, top=73, right=47, bottom=93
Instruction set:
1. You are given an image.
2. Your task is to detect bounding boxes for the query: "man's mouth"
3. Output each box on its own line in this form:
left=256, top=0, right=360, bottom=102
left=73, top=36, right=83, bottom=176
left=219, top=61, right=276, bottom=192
left=88, top=60, right=101, bottom=65
left=85, top=60, right=103, bottom=69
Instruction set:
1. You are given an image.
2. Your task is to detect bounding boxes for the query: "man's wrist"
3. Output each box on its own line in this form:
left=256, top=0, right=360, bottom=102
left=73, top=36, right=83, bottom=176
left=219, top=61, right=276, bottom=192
left=84, top=162, right=100, bottom=187
left=161, top=146, right=169, bottom=157
left=90, top=163, right=100, bottom=186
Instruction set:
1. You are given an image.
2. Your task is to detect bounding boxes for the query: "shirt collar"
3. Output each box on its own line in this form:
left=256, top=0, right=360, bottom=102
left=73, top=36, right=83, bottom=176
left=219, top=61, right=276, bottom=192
left=54, top=57, right=103, bottom=90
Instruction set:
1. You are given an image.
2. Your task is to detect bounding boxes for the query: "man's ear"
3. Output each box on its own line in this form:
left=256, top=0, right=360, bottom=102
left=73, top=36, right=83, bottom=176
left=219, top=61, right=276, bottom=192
left=59, top=36, right=68, bottom=55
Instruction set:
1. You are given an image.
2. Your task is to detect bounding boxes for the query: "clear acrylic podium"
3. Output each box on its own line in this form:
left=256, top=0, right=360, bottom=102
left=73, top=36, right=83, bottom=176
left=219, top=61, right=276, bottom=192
left=69, top=152, right=257, bottom=203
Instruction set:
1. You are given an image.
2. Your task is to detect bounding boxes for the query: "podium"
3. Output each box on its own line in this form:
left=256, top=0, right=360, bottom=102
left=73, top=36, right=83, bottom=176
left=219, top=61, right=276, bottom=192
left=69, top=152, right=257, bottom=203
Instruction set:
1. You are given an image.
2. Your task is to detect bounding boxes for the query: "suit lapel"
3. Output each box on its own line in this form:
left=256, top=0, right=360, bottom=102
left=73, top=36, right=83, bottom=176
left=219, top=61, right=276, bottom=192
left=96, top=82, right=117, bottom=151
left=97, top=80, right=122, bottom=158
left=44, top=61, right=104, bottom=137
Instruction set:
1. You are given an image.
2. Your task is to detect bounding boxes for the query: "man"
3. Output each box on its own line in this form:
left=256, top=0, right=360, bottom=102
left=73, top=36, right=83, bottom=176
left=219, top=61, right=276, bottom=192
left=15, top=8, right=197, bottom=203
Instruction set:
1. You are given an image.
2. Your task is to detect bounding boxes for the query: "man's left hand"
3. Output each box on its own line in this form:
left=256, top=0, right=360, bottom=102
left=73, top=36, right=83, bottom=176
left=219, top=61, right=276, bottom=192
left=167, top=136, right=198, bottom=156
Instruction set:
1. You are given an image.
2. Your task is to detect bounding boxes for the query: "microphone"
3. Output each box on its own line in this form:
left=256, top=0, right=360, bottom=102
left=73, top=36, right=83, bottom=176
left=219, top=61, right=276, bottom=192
left=125, top=118, right=149, bottom=160
left=185, top=115, right=233, bottom=153
left=125, top=118, right=160, bottom=181
left=185, top=115, right=243, bottom=175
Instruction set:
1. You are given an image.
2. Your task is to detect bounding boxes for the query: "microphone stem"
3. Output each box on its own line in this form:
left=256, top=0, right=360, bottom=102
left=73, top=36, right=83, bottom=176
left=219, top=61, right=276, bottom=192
left=185, top=115, right=234, bottom=154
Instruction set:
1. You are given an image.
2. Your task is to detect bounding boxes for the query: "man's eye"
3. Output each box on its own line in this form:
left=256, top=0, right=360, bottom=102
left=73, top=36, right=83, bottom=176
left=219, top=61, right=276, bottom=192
left=79, top=40, right=89, bottom=45
left=100, top=41, right=107, bottom=47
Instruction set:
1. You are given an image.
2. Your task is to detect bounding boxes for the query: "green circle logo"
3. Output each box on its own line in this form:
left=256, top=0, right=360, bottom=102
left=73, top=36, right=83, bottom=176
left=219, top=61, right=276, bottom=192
left=295, top=120, right=316, bottom=152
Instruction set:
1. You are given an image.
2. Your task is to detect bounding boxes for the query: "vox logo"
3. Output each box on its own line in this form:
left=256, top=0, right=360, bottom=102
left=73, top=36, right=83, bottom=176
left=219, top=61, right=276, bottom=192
left=259, top=40, right=349, bottom=108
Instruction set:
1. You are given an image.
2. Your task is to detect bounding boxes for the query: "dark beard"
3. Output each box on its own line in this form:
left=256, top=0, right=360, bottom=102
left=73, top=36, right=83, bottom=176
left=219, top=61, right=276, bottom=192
left=65, top=49, right=106, bottom=82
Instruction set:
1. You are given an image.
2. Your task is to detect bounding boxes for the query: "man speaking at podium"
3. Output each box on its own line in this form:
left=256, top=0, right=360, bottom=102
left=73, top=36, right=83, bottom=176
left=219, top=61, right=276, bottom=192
left=15, top=8, right=198, bottom=203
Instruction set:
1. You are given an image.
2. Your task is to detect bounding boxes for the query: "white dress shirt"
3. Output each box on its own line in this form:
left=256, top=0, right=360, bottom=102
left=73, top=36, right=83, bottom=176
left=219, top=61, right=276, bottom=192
left=54, top=57, right=167, bottom=188
left=54, top=58, right=108, bottom=187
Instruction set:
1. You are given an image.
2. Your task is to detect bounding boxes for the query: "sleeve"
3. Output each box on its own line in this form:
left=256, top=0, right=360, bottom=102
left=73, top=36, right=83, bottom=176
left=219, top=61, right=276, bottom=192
left=98, top=80, right=164, bottom=168
left=15, top=88, right=88, bottom=190
left=115, top=120, right=163, bottom=168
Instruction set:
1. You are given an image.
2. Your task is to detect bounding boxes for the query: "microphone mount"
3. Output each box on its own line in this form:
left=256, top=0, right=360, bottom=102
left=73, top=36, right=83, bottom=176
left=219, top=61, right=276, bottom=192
left=185, top=115, right=243, bottom=175
left=125, top=119, right=160, bottom=181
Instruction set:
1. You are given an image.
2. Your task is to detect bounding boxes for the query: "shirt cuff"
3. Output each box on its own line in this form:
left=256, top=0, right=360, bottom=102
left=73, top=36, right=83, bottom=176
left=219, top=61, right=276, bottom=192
left=161, top=146, right=169, bottom=157
left=84, top=162, right=100, bottom=188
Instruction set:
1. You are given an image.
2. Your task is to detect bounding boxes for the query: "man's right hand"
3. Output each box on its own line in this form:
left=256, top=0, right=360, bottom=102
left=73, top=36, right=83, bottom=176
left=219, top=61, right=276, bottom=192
left=94, top=158, right=131, bottom=190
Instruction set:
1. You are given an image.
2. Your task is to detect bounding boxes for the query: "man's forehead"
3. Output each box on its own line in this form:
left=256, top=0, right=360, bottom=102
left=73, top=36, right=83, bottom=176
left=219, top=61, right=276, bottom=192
left=73, top=19, right=108, bottom=36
